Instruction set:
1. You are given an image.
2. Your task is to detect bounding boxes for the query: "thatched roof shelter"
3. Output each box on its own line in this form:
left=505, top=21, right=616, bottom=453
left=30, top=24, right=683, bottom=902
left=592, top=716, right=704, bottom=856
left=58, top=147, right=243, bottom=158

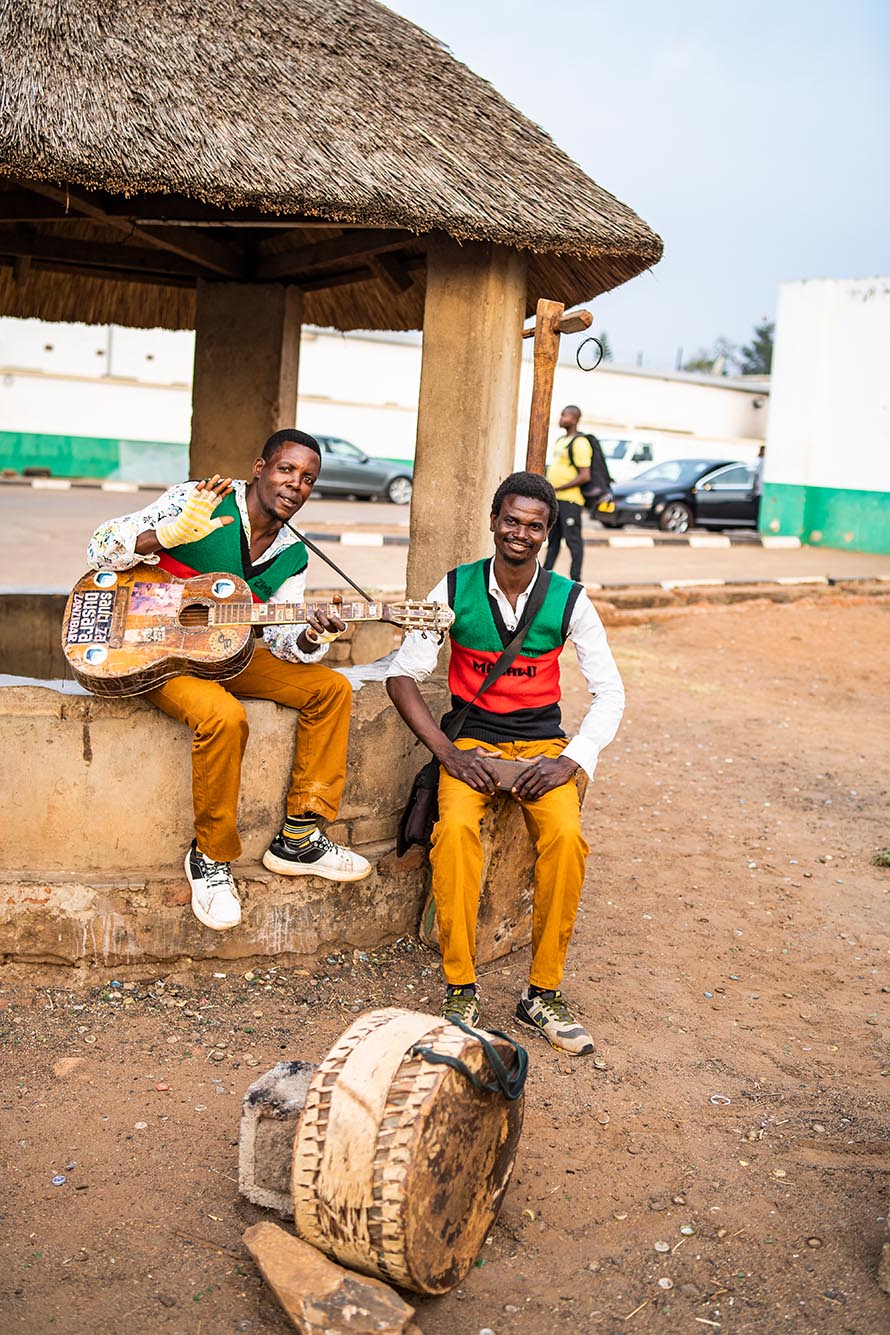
left=0, top=0, right=662, bottom=331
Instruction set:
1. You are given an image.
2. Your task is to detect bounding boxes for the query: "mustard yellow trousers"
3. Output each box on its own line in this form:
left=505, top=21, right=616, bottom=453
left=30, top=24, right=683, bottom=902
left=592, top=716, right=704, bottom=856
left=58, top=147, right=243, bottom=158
left=430, top=737, right=590, bottom=991
left=148, top=643, right=352, bottom=862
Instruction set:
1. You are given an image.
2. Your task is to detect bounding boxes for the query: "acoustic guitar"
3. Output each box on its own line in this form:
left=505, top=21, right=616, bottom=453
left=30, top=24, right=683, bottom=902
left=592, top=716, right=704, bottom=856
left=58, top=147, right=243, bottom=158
left=62, top=564, right=453, bottom=697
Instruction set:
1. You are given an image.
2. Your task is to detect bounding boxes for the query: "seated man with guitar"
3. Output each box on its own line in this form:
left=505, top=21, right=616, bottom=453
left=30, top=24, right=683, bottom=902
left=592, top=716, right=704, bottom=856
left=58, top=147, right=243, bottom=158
left=87, top=429, right=371, bottom=930
left=386, top=471, right=624, bottom=1056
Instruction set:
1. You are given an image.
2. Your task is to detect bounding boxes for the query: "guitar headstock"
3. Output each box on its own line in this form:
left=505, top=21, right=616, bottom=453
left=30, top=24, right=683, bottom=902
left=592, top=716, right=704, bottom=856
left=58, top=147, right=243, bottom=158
left=383, top=601, right=455, bottom=633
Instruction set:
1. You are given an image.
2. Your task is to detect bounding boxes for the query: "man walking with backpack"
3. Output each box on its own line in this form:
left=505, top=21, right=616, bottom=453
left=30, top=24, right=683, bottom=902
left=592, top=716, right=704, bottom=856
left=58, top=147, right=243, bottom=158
left=543, top=404, right=611, bottom=582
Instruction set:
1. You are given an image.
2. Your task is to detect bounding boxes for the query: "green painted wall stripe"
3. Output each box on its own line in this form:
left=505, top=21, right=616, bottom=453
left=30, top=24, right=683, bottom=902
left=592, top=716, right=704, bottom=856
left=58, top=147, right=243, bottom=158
left=0, top=430, right=185, bottom=480
left=760, top=481, right=890, bottom=554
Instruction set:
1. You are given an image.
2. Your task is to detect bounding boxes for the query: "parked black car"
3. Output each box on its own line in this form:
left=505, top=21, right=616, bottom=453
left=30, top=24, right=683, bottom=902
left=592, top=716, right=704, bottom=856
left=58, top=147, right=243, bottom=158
left=596, top=458, right=759, bottom=533
left=313, top=435, right=413, bottom=504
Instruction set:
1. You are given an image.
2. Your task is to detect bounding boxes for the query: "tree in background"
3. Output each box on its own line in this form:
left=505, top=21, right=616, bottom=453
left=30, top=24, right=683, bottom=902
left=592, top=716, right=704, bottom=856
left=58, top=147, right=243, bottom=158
left=683, top=336, right=738, bottom=375
left=682, top=320, right=774, bottom=377
left=597, top=329, right=613, bottom=362
left=738, top=320, right=774, bottom=375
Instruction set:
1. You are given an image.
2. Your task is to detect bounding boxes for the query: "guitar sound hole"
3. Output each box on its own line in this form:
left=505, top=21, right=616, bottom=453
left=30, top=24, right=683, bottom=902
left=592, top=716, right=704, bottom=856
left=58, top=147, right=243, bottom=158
left=179, top=602, right=211, bottom=627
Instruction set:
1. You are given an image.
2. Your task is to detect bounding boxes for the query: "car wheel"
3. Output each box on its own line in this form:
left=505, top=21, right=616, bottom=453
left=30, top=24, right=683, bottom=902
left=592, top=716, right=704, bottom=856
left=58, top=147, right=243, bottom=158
left=386, top=476, right=413, bottom=505
left=659, top=501, right=693, bottom=533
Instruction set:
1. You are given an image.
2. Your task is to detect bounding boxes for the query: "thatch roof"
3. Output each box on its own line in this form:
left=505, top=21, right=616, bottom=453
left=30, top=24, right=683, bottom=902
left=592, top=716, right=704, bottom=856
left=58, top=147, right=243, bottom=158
left=0, top=0, right=663, bottom=331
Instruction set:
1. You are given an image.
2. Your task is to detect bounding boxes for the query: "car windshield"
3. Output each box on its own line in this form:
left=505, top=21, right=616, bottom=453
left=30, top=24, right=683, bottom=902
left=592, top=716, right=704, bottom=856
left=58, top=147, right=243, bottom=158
left=630, top=459, right=722, bottom=487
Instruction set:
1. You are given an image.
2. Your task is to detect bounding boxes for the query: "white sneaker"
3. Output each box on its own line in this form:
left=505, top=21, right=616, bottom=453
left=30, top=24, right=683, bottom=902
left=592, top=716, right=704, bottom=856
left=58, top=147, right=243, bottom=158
left=262, top=828, right=372, bottom=882
left=185, top=840, right=242, bottom=930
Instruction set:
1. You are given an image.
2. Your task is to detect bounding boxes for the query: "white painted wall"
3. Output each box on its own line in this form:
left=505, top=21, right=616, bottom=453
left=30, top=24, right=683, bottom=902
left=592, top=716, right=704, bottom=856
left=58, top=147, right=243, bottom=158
left=765, top=276, right=890, bottom=492
left=0, top=317, right=768, bottom=476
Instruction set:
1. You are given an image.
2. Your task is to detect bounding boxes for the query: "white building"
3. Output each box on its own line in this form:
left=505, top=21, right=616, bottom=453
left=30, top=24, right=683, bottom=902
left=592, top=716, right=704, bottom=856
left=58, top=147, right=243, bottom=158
left=0, top=316, right=767, bottom=483
left=761, top=276, right=890, bottom=553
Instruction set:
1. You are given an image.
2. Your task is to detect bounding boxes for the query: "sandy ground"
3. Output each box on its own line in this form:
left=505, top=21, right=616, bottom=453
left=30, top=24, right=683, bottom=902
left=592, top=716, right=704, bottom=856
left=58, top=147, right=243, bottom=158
left=1, top=595, right=889, bottom=1335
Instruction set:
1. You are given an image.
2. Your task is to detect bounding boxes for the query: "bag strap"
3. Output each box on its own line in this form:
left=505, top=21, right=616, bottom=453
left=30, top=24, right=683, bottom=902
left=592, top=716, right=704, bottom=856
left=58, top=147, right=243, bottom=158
left=411, top=1016, right=528, bottom=1101
left=443, top=566, right=551, bottom=741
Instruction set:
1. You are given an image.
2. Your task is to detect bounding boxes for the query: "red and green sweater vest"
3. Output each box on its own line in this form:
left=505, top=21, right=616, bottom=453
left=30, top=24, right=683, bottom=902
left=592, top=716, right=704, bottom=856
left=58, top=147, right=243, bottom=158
left=157, top=490, right=307, bottom=603
left=444, top=559, right=581, bottom=743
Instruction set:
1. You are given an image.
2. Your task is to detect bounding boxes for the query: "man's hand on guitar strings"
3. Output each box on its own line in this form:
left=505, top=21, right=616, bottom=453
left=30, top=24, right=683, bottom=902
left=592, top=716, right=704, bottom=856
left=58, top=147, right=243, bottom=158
left=300, top=605, right=347, bottom=649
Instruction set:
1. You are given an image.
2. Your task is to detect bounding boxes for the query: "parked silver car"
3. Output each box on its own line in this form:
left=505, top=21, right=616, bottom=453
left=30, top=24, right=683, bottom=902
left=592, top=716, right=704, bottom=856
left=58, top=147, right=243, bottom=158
left=314, top=435, right=413, bottom=504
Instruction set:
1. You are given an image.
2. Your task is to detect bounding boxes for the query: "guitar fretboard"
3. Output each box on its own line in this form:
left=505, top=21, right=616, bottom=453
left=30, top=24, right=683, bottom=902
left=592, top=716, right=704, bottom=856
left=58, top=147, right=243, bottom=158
left=210, top=600, right=381, bottom=626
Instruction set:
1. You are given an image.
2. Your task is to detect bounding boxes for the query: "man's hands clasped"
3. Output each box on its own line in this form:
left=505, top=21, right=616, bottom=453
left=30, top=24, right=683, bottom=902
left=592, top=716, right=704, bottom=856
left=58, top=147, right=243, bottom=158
left=509, top=753, right=578, bottom=800
left=440, top=744, right=577, bottom=798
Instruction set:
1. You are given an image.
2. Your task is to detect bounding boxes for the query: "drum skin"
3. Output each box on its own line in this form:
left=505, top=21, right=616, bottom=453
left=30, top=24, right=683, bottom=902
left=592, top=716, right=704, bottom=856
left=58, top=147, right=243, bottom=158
left=291, top=1008, right=524, bottom=1295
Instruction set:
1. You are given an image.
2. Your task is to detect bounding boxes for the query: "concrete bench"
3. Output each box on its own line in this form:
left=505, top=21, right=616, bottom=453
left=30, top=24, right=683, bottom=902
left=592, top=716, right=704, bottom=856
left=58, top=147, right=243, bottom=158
left=0, top=667, right=449, bottom=966
left=0, top=592, right=559, bottom=970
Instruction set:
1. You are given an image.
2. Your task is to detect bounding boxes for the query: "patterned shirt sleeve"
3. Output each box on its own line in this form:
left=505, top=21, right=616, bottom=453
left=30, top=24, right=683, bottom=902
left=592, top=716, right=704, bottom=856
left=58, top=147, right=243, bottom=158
left=263, top=571, right=330, bottom=664
left=86, top=483, right=197, bottom=570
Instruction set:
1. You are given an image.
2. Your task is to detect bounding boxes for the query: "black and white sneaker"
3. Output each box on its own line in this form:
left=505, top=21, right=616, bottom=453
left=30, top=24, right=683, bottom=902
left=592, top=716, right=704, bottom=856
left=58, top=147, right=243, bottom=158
left=262, top=828, right=372, bottom=882
left=185, top=840, right=242, bottom=931
left=516, top=987, right=595, bottom=1055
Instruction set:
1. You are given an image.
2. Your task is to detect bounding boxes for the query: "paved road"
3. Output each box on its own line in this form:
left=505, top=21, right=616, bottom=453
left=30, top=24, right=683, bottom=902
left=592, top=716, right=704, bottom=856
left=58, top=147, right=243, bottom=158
left=2, top=485, right=889, bottom=592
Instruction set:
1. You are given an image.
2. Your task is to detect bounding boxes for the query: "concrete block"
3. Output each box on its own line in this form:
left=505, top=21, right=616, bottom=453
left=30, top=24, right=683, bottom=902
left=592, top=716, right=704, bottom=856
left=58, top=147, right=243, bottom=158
left=239, top=1061, right=317, bottom=1217
left=878, top=1219, right=890, bottom=1294
left=242, top=1221, right=419, bottom=1335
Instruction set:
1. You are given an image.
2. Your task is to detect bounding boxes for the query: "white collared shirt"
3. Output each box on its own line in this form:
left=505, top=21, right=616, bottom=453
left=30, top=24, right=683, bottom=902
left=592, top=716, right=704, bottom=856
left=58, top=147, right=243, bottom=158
left=86, top=480, right=328, bottom=664
left=385, top=561, right=625, bottom=777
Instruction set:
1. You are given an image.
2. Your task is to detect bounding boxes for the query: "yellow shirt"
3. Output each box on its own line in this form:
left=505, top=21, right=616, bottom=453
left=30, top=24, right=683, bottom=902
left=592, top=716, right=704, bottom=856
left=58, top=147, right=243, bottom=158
left=545, top=433, right=593, bottom=507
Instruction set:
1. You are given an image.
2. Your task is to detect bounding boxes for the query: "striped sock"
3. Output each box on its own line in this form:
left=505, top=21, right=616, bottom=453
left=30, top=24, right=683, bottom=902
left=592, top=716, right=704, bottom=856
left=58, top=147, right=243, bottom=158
left=283, top=812, right=319, bottom=847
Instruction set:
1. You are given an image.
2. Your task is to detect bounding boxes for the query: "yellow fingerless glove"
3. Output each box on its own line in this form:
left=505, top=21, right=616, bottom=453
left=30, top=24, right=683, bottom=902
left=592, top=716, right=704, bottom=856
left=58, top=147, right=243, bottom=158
left=156, top=488, right=230, bottom=549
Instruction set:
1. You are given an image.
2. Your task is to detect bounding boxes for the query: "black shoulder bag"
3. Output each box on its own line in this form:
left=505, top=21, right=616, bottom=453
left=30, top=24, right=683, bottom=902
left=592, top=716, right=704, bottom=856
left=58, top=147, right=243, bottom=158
left=568, top=432, right=611, bottom=513
left=396, top=568, right=552, bottom=856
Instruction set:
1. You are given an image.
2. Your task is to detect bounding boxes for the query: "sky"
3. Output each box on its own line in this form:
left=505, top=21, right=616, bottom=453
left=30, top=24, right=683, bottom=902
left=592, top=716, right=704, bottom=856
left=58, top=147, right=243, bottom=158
left=385, top=0, right=890, bottom=370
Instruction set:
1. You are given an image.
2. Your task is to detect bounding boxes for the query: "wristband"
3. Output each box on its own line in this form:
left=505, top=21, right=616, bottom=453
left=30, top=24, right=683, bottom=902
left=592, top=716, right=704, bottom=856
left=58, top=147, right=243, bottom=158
left=303, top=627, right=342, bottom=645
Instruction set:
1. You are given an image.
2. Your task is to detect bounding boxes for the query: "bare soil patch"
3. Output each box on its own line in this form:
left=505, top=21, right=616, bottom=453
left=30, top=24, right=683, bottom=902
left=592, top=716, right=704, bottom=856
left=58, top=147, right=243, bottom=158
left=2, top=597, right=889, bottom=1334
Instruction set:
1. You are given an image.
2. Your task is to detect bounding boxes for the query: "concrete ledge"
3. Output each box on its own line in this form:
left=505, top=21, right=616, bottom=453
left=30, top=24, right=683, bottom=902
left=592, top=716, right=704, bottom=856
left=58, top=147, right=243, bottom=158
left=0, top=673, right=451, bottom=965
left=0, top=677, right=439, bottom=872
left=0, top=851, right=428, bottom=967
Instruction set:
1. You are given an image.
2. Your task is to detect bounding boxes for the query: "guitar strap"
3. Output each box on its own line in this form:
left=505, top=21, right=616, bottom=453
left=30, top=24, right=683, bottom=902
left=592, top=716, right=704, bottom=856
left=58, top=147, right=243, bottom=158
left=285, top=521, right=373, bottom=602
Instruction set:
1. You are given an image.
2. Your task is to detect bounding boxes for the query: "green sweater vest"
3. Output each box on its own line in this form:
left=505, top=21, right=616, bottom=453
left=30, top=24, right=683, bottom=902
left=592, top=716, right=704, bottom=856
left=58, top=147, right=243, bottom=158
left=170, top=491, right=308, bottom=602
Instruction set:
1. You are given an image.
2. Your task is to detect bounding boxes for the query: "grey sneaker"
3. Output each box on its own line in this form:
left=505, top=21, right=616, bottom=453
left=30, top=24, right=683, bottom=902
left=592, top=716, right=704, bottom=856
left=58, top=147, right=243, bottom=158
left=516, top=987, right=594, bottom=1055
left=441, top=985, right=481, bottom=1028
left=185, top=840, right=242, bottom=931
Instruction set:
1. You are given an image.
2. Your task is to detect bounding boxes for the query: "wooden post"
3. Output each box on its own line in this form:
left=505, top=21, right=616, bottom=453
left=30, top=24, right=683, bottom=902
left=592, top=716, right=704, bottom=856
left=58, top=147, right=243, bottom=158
left=523, top=302, right=594, bottom=475
left=191, top=281, right=302, bottom=479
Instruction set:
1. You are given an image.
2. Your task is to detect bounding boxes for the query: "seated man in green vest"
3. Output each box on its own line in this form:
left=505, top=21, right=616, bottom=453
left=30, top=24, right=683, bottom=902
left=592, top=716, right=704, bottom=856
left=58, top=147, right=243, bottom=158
left=386, top=471, right=624, bottom=1056
left=87, top=429, right=370, bottom=932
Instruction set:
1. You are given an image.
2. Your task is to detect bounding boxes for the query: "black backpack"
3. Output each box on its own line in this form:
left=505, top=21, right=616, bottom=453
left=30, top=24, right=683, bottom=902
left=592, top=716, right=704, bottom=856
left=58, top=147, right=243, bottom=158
left=567, top=433, right=612, bottom=514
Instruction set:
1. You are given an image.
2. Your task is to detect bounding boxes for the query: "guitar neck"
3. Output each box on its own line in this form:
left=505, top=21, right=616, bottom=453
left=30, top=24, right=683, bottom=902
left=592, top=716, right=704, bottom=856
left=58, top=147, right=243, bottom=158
left=210, top=599, right=385, bottom=627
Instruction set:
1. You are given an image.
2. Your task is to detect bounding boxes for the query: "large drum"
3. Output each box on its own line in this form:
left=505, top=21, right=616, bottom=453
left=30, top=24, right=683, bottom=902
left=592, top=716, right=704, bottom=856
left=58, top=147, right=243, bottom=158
left=291, top=1008, right=524, bottom=1295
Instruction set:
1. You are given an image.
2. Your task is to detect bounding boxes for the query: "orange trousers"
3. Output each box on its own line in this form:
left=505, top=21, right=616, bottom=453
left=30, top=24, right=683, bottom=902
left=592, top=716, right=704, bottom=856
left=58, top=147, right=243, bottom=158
left=148, top=643, right=352, bottom=862
left=429, top=737, right=590, bottom=991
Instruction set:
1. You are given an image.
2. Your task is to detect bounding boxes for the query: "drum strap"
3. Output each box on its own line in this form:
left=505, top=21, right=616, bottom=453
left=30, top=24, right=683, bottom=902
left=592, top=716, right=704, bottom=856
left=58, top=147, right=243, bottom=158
left=412, top=1019, right=528, bottom=1102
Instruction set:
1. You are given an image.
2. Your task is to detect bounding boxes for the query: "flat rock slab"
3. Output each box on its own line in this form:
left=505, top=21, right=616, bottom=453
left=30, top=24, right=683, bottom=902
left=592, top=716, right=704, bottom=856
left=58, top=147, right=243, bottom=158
left=243, top=1221, right=421, bottom=1335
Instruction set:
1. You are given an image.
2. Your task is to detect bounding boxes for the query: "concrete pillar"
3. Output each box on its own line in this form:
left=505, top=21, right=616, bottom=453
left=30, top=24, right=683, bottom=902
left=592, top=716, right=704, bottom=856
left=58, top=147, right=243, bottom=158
left=407, top=239, right=527, bottom=598
left=191, top=281, right=302, bottom=479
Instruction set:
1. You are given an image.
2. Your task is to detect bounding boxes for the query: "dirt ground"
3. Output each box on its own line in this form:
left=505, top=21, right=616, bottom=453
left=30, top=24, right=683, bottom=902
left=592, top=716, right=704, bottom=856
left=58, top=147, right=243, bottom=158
left=2, top=595, right=889, bottom=1335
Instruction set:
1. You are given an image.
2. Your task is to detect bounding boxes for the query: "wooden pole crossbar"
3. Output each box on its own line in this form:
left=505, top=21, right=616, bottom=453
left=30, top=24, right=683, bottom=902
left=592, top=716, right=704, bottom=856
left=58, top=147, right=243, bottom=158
left=523, top=299, right=593, bottom=475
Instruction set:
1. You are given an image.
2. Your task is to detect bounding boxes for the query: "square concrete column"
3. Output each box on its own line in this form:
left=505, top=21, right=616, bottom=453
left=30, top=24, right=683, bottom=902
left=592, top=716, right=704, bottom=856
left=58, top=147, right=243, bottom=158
left=191, top=281, right=303, bottom=479
left=407, top=239, right=527, bottom=598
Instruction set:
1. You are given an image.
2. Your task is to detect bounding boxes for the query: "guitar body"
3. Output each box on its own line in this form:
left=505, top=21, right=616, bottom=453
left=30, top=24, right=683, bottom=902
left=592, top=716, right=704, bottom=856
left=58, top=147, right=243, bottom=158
left=62, top=566, right=256, bottom=696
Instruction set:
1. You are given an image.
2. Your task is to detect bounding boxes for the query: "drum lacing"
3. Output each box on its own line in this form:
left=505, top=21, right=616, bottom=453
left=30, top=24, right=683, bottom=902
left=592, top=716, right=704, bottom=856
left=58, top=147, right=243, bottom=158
left=411, top=1017, right=528, bottom=1101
